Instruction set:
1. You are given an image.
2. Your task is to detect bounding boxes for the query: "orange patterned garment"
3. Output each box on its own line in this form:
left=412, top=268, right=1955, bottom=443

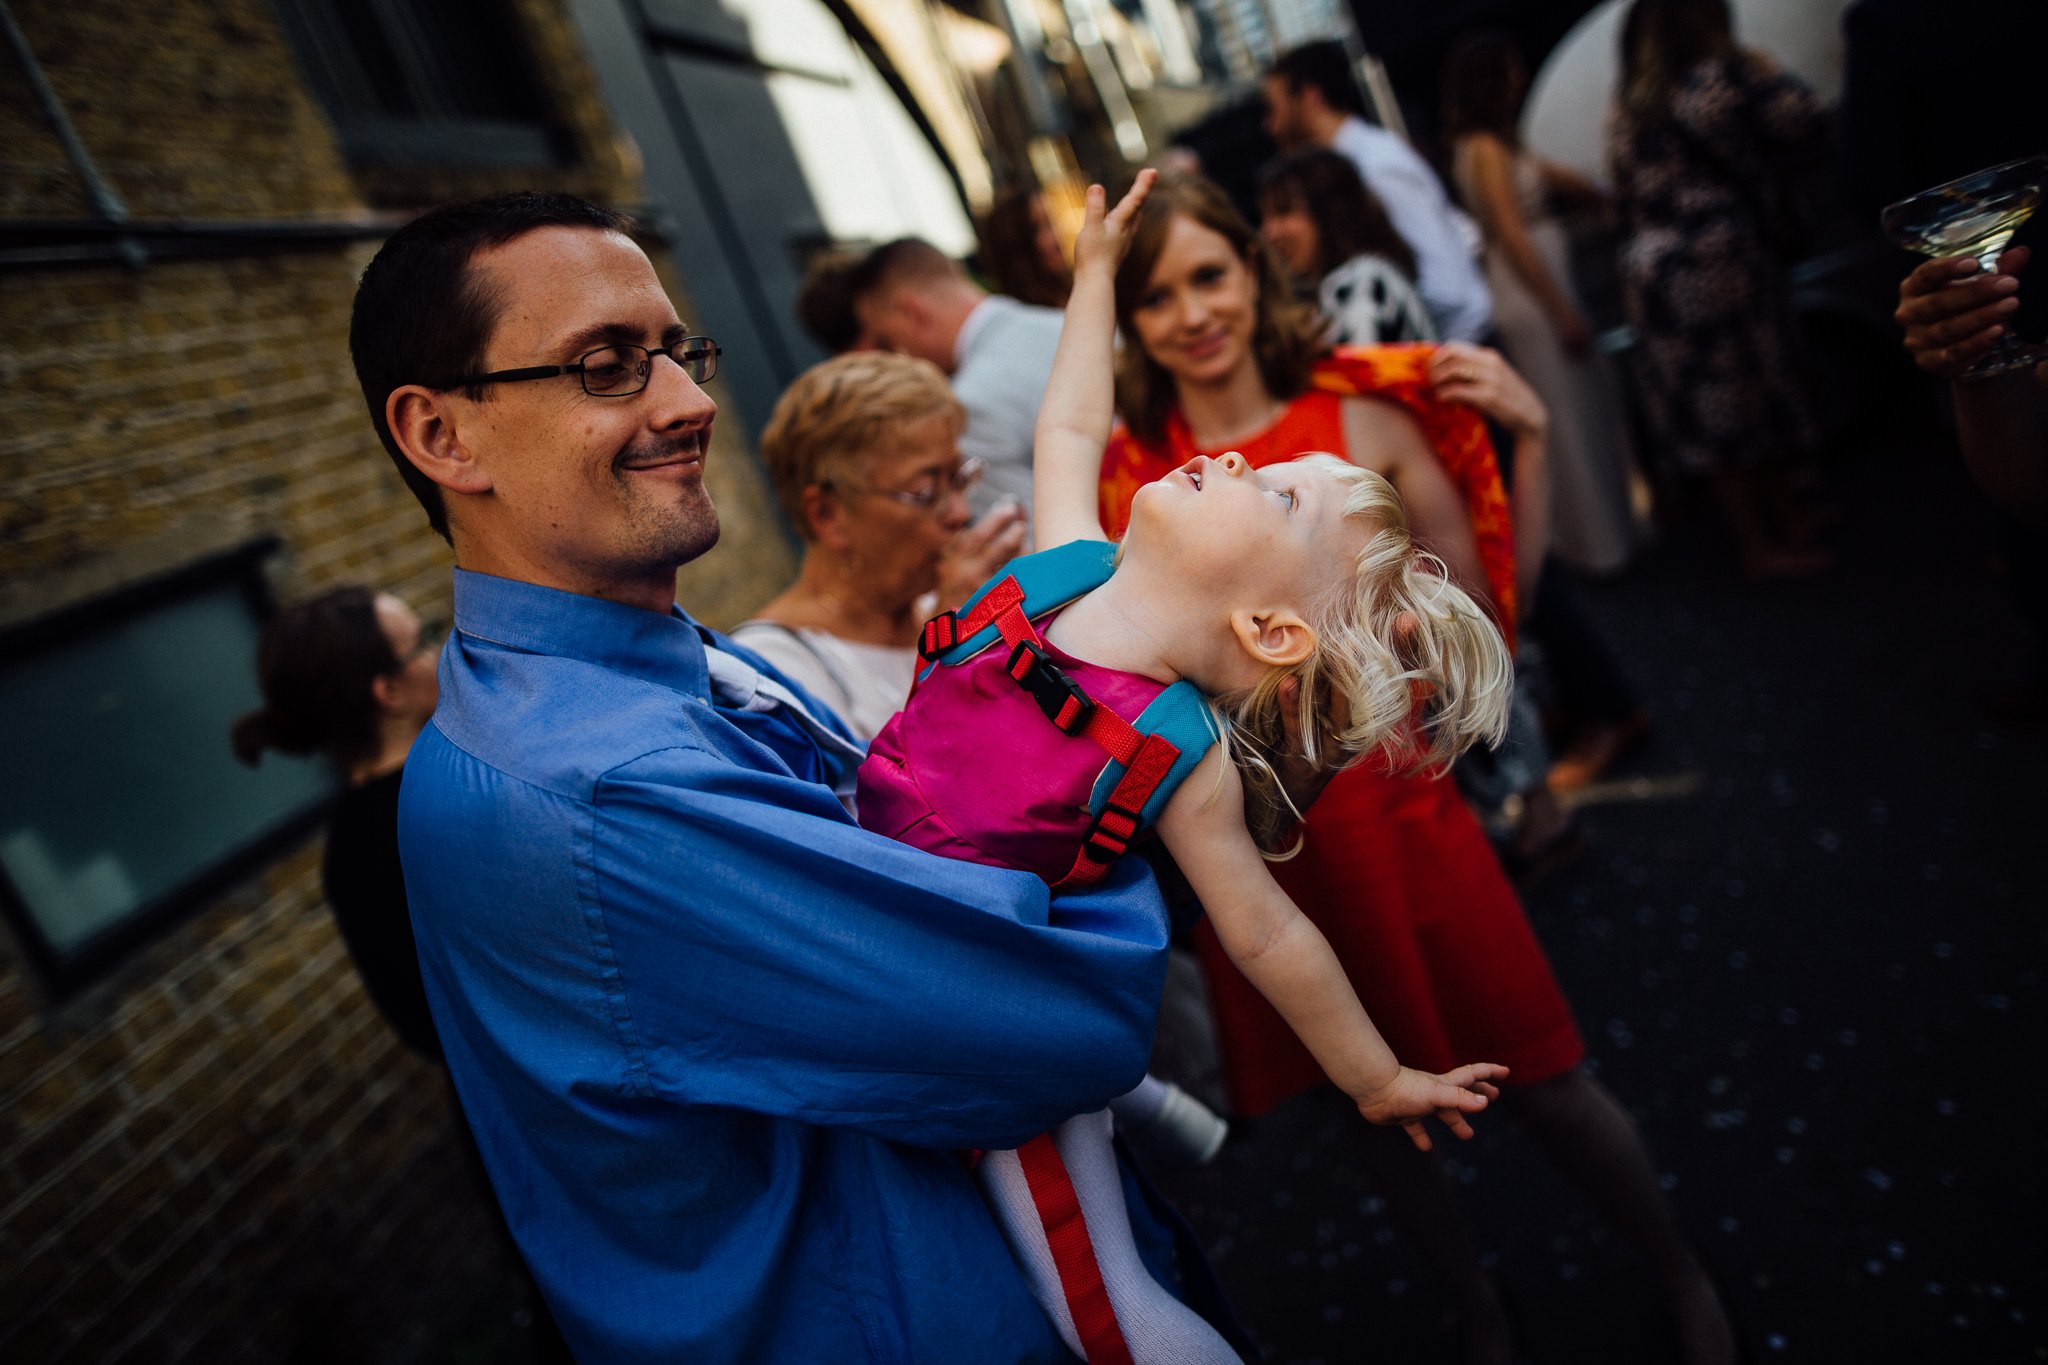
left=1098, top=343, right=1518, bottom=647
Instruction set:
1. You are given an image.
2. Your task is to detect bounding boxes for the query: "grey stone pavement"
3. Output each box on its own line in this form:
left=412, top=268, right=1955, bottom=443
left=1147, top=422, right=2047, bottom=1363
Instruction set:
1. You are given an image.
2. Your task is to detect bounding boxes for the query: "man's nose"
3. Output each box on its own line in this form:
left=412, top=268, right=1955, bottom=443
left=648, top=352, right=717, bottom=427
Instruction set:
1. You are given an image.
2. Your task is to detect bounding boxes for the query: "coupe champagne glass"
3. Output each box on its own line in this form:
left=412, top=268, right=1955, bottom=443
left=1883, top=154, right=2048, bottom=378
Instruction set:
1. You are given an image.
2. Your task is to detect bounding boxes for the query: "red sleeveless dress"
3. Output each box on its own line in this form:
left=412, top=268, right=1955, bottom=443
left=1103, top=348, right=1584, bottom=1114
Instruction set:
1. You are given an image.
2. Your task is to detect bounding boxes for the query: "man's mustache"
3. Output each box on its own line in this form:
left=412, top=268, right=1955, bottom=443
left=615, top=426, right=709, bottom=470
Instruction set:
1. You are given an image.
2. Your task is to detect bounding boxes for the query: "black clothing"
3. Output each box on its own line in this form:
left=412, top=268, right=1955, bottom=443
left=320, top=769, right=439, bottom=1059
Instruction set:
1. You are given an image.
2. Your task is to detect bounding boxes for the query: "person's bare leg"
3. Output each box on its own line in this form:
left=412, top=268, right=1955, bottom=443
left=1353, top=1123, right=1512, bottom=1365
left=1507, top=1070, right=1736, bottom=1365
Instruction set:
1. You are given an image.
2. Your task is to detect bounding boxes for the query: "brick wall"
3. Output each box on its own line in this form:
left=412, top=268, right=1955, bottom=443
left=0, top=0, right=795, bottom=1359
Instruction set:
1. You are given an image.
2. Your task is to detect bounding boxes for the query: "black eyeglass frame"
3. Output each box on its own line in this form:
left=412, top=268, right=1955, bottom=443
left=444, top=336, right=722, bottom=396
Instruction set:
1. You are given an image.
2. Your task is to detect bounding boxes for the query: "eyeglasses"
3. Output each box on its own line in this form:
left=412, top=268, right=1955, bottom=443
left=869, top=457, right=985, bottom=511
left=445, top=337, right=721, bottom=397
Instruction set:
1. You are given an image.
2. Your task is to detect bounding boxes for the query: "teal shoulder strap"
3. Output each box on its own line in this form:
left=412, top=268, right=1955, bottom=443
left=927, top=539, right=1118, bottom=669
left=1085, top=681, right=1220, bottom=827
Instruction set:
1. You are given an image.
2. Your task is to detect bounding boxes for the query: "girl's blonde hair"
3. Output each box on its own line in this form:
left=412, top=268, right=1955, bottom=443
left=1218, top=455, right=1513, bottom=826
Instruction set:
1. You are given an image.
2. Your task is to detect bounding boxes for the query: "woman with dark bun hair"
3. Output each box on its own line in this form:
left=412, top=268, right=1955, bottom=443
left=233, top=586, right=441, bottom=1055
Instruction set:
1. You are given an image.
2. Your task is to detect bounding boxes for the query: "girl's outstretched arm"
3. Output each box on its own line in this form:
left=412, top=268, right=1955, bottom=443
left=1154, top=747, right=1508, bottom=1150
left=1033, top=170, right=1155, bottom=549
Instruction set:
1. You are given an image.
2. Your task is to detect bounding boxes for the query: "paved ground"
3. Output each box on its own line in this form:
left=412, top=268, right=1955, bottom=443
left=1148, top=424, right=2047, bottom=1363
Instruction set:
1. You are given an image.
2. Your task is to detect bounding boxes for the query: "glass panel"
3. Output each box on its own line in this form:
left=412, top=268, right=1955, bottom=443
left=0, top=580, right=337, bottom=957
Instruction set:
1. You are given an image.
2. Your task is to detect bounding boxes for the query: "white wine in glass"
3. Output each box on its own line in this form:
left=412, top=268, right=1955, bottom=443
left=1883, top=154, right=2048, bottom=378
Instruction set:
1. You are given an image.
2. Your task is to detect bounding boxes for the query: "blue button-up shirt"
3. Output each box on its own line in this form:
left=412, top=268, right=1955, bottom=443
left=399, top=569, right=1173, bottom=1362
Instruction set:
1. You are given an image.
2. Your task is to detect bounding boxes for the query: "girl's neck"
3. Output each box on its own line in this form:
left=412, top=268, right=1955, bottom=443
left=1176, top=363, right=1289, bottom=452
left=1043, top=555, right=1248, bottom=698
left=752, top=549, right=924, bottom=648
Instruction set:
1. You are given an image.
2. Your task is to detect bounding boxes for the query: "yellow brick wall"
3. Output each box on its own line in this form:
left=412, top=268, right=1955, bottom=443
left=0, top=0, right=795, bottom=1358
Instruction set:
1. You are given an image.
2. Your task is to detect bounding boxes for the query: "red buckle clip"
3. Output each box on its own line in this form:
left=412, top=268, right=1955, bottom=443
left=1006, top=639, right=1095, bottom=734
left=919, top=611, right=960, bottom=660
left=1081, top=801, right=1143, bottom=864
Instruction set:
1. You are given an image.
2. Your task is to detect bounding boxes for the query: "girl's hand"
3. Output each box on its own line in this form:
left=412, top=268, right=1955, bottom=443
left=1071, top=169, right=1157, bottom=277
left=1430, top=342, right=1549, bottom=441
left=1897, top=248, right=2028, bottom=380
left=1353, top=1062, right=1509, bottom=1152
left=935, top=501, right=1029, bottom=608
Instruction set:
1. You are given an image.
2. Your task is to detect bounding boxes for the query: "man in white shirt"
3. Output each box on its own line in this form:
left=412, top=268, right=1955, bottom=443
left=838, top=239, right=1065, bottom=518
left=1264, top=41, right=1494, bottom=344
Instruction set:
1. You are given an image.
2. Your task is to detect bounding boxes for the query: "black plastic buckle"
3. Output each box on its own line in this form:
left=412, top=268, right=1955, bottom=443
left=918, top=611, right=959, bottom=661
left=1006, top=639, right=1095, bottom=734
left=1081, top=800, right=1144, bottom=864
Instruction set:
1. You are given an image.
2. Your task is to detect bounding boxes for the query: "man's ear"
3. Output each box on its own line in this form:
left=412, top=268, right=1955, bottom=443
left=386, top=385, right=493, bottom=497
left=1231, top=606, right=1316, bottom=669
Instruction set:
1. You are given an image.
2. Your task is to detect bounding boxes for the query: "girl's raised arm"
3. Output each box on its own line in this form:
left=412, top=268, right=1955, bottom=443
left=1033, top=170, right=1155, bottom=549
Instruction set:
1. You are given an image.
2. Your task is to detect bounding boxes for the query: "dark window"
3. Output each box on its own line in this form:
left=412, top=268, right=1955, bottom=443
left=272, top=0, right=568, bottom=168
left=0, top=542, right=338, bottom=999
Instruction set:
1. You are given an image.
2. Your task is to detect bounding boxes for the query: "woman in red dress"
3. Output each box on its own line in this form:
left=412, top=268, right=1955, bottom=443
left=1102, top=171, right=1733, bottom=1365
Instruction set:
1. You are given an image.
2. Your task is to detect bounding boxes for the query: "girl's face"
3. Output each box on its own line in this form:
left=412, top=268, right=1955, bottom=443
left=1128, top=213, right=1261, bottom=389
left=829, top=411, right=975, bottom=609
left=1259, top=199, right=1321, bottom=279
left=1127, top=452, right=1367, bottom=677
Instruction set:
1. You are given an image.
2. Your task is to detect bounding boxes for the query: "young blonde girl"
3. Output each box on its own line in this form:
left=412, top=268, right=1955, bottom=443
left=855, top=171, right=1515, bottom=1362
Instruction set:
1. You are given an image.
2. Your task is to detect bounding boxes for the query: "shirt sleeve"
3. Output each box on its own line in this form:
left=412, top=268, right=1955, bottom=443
left=586, top=742, right=1170, bottom=1150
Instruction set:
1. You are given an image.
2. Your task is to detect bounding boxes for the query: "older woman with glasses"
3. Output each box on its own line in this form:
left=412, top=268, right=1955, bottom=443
left=731, top=351, right=1027, bottom=742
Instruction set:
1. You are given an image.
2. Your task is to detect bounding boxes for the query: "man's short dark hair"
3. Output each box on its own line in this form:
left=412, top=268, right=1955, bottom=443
left=843, top=238, right=963, bottom=308
left=1269, top=40, right=1367, bottom=118
left=795, top=250, right=868, bottom=354
left=349, top=192, right=634, bottom=541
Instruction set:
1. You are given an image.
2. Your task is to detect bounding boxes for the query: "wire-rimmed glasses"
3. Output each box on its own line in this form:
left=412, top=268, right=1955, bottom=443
left=446, top=337, right=721, bottom=396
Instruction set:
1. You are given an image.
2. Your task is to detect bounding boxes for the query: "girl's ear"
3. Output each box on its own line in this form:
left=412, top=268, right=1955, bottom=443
left=1231, top=606, right=1315, bottom=669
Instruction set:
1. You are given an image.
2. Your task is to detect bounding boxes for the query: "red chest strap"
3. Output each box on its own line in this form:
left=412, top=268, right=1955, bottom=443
left=920, top=578, right=1185, bottom=890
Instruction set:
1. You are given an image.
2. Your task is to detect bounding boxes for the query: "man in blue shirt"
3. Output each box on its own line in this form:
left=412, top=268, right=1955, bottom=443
left=347, top=193, right=1206, bottom=1360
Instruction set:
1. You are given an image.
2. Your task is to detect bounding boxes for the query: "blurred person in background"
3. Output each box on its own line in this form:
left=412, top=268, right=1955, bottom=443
left=1264, top=39, right=1495, bottom=344
left=1258, top=148, right=1437, bottom=347
left=730, top=351, right=1023, bottom=741
left=845, top=238, right=1065, bottom=519
left=1609, top=0, right=1832, bottom=580
left=233, top=586, right=441, bottom=1057
left=1446, top=29, right=1644, bottom=578
left=978, top=184, right=1073, bottom=308
left=232, top=586, right=571, bottom=1360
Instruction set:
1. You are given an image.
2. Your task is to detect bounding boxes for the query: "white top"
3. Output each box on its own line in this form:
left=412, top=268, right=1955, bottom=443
left=950, top=295, right=1066, bottom=517
left=1328, top=116, right=1494, bottom=343
left=726, top=621, right=919, bottom=745
left=1319, top=253, right=1438, bottom=347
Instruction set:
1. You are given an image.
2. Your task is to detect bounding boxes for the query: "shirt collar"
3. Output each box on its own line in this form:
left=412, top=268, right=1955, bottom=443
left=954, top=294, right=1003, bottom=366
left=451, top=567, right=711, bottom=701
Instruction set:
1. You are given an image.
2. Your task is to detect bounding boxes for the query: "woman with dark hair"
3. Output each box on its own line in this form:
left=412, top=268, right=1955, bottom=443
left=233, top=586, right=441, bottom=1054
left=1258, top=148, right=1435, bottom=347
left=1446, top=29, right=1643, bottom=577
left=977, top=185, right=1074, bottom=308
left=1098, top=170, right=1734, bottom=1365
left=1609, top=0, right=1831, bottom=579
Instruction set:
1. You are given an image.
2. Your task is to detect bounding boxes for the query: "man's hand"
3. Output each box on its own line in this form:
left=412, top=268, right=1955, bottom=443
left=935, top=502, right=1028, bottom=609
left=1353, top=1062, right=1509, bottom=1152
left=1897, top=248, right=2026, bottom=380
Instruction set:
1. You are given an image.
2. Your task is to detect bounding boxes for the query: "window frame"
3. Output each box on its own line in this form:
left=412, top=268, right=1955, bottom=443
left=0, top=539, right=339, bottom=1001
